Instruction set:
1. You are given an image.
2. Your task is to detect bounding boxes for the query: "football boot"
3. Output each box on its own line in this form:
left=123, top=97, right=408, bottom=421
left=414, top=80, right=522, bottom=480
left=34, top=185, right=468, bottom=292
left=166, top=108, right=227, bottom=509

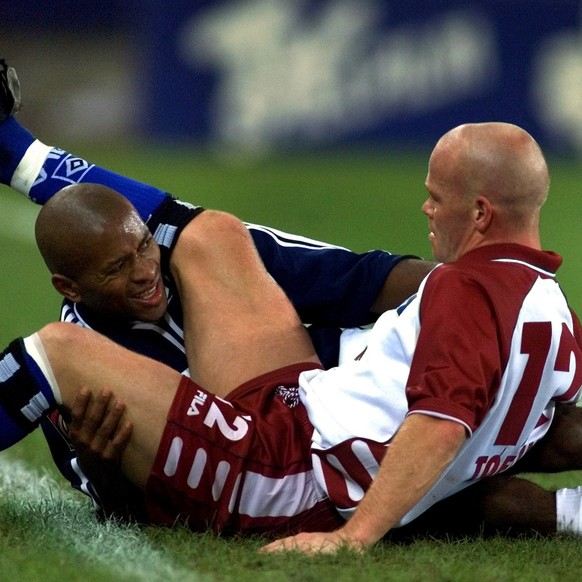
left=0, top=59, right=22, bottom=123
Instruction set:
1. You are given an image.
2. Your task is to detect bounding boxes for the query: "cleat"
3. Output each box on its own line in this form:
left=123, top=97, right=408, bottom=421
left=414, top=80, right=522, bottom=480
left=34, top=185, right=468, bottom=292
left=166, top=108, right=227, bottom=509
left=0, top=59, right=22, bottom=122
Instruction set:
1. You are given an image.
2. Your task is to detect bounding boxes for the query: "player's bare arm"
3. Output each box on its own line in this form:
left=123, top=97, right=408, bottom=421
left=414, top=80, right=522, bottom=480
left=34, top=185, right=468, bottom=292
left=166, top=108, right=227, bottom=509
left=370, top=258, right=437, bottom=314
left=262, top=414, right=466, bottom=554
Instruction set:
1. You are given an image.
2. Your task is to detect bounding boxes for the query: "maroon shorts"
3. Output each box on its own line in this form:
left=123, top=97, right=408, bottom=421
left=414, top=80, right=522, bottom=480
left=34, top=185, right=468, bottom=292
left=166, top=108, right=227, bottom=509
left=144, top=363, right=343, bottom=537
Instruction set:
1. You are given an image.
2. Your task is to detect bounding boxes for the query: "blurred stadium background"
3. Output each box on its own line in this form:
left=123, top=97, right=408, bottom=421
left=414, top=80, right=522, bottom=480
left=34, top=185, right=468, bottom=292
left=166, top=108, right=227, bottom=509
left=1, top=0, right=581, bottom=359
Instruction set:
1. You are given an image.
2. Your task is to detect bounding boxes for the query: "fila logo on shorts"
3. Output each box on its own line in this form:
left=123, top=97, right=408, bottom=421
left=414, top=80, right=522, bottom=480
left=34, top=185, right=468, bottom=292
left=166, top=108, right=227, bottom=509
left=187, top=389, right=208, bottom=416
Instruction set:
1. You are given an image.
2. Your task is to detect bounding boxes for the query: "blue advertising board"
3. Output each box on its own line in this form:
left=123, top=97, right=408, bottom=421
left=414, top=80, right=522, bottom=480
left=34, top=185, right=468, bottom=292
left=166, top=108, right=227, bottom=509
left=135, top=0, right=582, bottom=154
left=4, top=0, right=580, bottom=152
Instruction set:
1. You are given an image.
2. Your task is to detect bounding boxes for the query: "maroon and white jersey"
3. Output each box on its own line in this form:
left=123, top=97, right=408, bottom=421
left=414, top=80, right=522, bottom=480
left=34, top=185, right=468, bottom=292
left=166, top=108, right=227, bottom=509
left=300, top=244, right=582, bottom=525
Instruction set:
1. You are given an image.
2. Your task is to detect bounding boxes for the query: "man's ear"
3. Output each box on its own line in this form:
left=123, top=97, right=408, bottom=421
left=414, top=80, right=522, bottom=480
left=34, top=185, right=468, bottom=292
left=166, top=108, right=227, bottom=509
left=475, top=196, right=493, bottom=233
left=51, top=274, right=81, bottom=302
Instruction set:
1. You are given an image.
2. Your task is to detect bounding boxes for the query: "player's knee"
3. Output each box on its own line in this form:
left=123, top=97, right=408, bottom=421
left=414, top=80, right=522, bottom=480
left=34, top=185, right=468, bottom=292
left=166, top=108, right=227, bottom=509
left=546, top=405, right=582, bottom=462
left=173, top=210, right=250, bottom=265
left=526, top=405, right=582, bottom=470
left=38, top=321, right=90, bottom=352
left=188, top=209, right=246, bottom=241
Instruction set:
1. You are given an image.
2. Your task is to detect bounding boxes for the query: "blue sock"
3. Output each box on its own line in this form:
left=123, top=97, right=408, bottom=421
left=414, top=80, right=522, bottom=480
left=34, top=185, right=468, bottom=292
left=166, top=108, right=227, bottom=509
left=28, top=147, right=169, bottom=219
left=0, top=116, right=34, bottom=185
left=1, top=117, right=170, bottom=220
left=0, top=338, right=57, bottom=450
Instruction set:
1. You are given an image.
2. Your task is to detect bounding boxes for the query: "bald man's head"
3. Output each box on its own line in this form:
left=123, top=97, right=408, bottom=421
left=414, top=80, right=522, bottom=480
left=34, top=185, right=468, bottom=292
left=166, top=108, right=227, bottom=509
left=35, top=183, right=167, bottom=322
left=423, top=123, right=549, bottom=262
left=35, top=183, right=141, bottom=277
left=431, top=122, right=549, bottom=218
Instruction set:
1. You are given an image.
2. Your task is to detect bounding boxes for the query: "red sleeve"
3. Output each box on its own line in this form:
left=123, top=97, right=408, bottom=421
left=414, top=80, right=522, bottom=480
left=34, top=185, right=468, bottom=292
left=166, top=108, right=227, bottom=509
left=405, top=266, right=504, bottom=431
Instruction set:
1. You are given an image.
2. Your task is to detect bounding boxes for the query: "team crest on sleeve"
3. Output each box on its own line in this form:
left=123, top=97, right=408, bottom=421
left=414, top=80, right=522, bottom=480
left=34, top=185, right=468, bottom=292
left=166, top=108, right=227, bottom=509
left=153, top=223, right=178, bottom=249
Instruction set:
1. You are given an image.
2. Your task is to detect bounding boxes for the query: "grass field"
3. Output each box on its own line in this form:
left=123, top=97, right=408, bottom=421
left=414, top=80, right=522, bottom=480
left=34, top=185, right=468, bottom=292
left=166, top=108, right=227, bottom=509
left=1, top=143, right=582, bottom=581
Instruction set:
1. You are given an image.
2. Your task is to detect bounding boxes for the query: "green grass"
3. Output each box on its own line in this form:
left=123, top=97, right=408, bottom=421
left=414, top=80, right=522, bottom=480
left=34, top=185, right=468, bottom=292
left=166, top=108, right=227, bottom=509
left=1, top=144, right=582, bottom=580
left=1, top=454, right=581, bottom=582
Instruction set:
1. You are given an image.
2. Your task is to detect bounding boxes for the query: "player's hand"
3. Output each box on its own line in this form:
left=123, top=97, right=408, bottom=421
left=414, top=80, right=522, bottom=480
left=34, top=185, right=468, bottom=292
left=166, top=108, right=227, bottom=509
left=260, top=530, right=364, bottom=555
left=68, top=387, right=132, bottom=464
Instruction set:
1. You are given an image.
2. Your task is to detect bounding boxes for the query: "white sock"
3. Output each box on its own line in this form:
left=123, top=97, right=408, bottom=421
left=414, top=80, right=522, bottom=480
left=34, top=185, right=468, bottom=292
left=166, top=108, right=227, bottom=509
left=556, top=486, right=582, bottom=534
left=23, top=333, right=62, bottom=405
left=10, top=139, right=53, bottom=196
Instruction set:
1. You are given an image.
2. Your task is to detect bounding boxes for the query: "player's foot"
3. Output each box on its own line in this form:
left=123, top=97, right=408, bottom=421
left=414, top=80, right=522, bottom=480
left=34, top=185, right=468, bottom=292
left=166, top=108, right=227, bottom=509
left=0, top=59, right=22, bottom=123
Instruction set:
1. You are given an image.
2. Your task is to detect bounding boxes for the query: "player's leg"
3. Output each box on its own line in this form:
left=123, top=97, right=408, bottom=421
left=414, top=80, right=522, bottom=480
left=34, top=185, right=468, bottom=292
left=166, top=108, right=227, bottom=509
left=509, top=404, right=582, bottom=473
left=37, top=322, right=183, bottom=486
left=0, top=60, right=167, bottom=218
left=390, top=476, right=559, bottom=541
left=467, top=475, right=582, bottom=538
left=170, top=210, right=320, bottom=398
left=0, top=321, right=181, bottom=487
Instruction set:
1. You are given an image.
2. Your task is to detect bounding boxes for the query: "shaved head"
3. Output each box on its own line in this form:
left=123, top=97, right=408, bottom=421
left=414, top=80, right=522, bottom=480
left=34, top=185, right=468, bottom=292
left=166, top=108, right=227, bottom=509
left=35, top=183, right=142, bottom=277
left=429, top=122, right=549, bottom=226
left=423, top=123, right=550, bottom=261
left=35, top=183, right=167, bottom=321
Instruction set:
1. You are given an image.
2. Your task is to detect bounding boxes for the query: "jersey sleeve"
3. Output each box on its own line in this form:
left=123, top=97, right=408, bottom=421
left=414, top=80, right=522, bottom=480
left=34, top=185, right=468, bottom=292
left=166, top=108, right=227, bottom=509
left=145, top=196, right=205, bottom=274
left=247, top=223, right=416, bottom=327
left=405, top=267, right=502, bottom=431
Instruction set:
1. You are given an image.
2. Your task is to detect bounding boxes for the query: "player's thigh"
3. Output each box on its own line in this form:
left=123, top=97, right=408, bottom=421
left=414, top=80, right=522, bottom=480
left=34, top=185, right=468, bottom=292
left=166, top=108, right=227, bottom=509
left=170, top=212, right=318, bottom=395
